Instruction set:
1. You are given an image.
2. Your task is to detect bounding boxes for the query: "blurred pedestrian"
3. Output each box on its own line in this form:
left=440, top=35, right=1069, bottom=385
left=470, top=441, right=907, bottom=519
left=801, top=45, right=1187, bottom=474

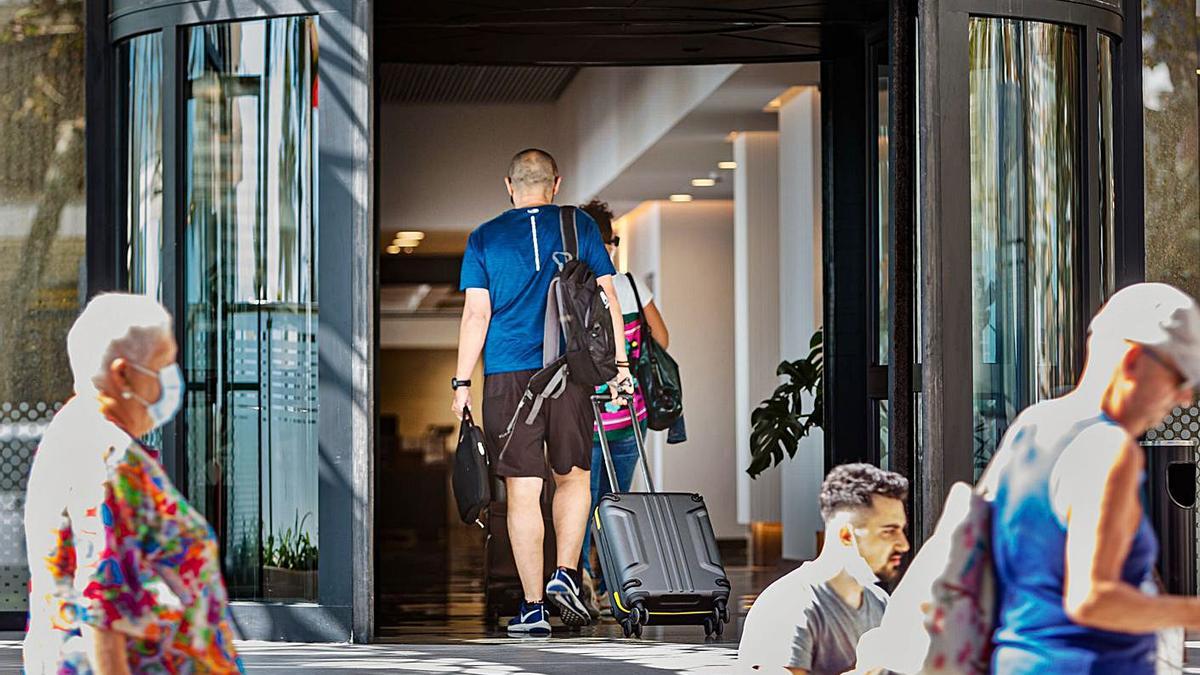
left=989, top=282, right=1200, bottom=674
left=738, top=463, right=910, bottom=674
left=24, top=293, right=242, bottom=674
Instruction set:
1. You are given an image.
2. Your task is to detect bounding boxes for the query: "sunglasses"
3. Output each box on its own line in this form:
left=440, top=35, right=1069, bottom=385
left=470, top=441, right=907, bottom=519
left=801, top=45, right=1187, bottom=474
left=1141, top=346, right=1194, bottom=392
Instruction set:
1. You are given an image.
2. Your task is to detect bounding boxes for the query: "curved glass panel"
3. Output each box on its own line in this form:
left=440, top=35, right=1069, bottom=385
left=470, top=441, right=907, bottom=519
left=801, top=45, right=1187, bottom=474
left=968, top=19, right=1082, bottom=476
left=121, top=35, right=163, bottom=298
left=183, top=16, right=319, bottom=602
left=1098, top=34, right=1117, bottom=298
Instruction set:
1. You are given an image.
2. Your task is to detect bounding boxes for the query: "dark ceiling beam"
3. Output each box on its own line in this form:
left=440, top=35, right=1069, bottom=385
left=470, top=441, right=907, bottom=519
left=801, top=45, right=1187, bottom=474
left=375, top=1, right=886, bottom=65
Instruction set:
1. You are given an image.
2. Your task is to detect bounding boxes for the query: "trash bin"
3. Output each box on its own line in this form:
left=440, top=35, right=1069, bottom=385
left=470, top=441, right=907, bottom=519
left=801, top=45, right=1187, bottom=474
left=1143, top=439, right=1199, bottom=596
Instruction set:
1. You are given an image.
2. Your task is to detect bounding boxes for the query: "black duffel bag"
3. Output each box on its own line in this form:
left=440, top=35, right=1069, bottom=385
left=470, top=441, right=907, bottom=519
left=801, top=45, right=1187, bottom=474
left=626, top=273, right=683, bottom=431
left=452, top=406, right=490, bottom=526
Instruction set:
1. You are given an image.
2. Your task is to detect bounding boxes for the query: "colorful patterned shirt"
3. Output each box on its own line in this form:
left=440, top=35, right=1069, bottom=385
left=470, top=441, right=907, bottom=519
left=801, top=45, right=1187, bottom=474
left=23, top=400, right=243, bottom=674
left=594, top=272, right=651, bottom=441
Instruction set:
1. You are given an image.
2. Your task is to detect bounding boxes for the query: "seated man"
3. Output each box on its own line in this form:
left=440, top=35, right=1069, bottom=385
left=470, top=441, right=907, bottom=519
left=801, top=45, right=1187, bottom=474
left=738, top=463, right=910, bottom=674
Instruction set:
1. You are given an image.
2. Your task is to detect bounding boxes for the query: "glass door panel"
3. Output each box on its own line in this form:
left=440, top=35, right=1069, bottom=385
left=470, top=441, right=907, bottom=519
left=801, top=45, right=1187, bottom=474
left=968, top=18, right=1083, bottom=476
left=183, top=16, right=318, bottom=601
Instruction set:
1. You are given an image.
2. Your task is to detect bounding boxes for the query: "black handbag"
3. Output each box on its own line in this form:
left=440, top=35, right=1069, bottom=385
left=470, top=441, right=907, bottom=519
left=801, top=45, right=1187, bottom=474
left=626, top=273, right=684, bottom=431
left=452, top=406, right=490, bottom=526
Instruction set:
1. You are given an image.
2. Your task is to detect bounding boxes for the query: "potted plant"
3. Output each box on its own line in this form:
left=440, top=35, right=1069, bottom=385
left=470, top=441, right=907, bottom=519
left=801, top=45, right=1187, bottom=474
left=746, top=329, right=824, bottom=478
left=262, top=511, right=319, bottom=601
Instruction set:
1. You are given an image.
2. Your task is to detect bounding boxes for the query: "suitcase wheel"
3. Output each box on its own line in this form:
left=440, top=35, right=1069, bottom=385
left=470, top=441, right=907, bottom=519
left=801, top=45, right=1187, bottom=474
left=704, top=604, right=726, bottom=639
left=621, top=604, right=646, bottom=639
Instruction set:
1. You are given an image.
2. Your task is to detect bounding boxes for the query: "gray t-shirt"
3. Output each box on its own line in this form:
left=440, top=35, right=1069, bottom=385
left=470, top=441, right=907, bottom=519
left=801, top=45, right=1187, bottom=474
left=738, top=564, right=888, bottom=674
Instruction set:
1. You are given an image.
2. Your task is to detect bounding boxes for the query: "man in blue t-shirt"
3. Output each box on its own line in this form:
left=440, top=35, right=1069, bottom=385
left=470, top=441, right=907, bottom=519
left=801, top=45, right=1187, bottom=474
left=451, top=148, right=632, bottom=635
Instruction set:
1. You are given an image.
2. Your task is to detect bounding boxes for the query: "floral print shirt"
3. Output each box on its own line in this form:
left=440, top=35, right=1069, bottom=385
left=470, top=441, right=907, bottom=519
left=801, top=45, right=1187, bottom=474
left=23, top=400, right=243, bottom=674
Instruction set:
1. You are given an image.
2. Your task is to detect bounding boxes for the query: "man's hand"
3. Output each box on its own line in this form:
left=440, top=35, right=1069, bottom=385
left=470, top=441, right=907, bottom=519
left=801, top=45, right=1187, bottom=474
left=452, top=386, right=471, bottom=420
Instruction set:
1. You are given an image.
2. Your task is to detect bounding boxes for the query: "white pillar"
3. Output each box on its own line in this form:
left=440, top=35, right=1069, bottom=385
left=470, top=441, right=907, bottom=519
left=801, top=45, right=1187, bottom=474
left=778, top=88, right=824, bottom=560
left=734, top=131, right=782, bottom=525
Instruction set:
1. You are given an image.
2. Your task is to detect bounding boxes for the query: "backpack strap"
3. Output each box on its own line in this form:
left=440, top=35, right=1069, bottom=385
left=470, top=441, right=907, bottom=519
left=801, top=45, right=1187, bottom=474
left=543, top=278, right=562, bottom=366
left=496, top=360, right=570, bottom=460
left=559, top=205, right=578, bottom=261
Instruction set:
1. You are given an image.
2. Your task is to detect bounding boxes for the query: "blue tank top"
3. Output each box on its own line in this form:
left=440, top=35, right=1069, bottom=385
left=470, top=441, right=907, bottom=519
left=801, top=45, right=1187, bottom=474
left=990, top=401, right=1159, bottom=674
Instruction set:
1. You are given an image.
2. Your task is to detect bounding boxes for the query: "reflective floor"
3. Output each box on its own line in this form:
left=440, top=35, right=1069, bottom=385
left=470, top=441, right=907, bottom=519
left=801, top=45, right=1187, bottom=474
left=375, top=519, right=799, bottom=645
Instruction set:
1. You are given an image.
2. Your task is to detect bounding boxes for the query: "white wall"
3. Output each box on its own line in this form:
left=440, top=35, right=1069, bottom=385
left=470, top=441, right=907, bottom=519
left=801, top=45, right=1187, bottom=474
left=778, top=88, right=824, bottom=561
left=555, top=65, right=739, bottom=205
left=379, top=103, right=558, bottom=234
left=379, top=66, right=740, bottom=236
left=734, top=131, right=783, bottom=525
left=616, top=200, right=741, bottom=539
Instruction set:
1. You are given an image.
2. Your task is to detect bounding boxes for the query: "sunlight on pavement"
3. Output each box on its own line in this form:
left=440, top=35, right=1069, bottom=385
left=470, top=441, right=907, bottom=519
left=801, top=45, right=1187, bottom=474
left=464, top=637, right=739, bottom=674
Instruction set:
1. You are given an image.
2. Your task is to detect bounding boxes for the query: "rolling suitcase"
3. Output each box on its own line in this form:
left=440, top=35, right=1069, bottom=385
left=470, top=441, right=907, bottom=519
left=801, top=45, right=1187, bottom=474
left=590, top=396, right=731, bottom=639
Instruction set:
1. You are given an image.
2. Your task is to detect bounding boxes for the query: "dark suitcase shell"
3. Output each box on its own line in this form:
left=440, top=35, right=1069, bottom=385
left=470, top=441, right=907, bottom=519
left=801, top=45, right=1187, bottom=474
left=590, top=398, right=731, bottom=638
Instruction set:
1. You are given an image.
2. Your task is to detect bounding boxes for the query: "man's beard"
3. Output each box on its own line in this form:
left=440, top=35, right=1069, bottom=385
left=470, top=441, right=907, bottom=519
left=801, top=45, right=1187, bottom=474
left=874, top=563, right=902, bottom=584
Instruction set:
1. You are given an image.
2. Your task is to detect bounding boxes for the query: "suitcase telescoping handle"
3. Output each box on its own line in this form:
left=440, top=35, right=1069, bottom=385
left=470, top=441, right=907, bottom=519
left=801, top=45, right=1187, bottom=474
left=591, top=394, right=657, bottom=494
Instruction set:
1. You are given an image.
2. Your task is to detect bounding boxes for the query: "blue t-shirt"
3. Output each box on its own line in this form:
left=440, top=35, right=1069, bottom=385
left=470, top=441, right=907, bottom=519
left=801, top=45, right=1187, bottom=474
left=460, top=205, right=616, bottom=375
left=991, top=401, right=1158, bottom=674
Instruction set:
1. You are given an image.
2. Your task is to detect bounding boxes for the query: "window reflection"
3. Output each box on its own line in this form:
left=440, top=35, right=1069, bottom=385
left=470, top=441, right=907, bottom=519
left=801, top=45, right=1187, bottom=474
left=183, top=17, right=319, bottom=602
left=969, top=19, right=1082, bottom=476
left=122, top=35, right=163, bottom=298
left=1098, top=34, right=1117, bottom=298
left=0, top=0, right=86, bottom=614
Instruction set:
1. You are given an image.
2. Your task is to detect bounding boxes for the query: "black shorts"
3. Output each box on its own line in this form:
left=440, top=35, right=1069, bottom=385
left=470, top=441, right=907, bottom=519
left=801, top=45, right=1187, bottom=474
left=482, top=369, right=594, bottom=479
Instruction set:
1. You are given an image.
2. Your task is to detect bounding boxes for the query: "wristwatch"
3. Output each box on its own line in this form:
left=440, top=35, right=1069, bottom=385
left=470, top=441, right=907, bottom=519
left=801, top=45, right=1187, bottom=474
left=451, top=377, right=472, bottom=391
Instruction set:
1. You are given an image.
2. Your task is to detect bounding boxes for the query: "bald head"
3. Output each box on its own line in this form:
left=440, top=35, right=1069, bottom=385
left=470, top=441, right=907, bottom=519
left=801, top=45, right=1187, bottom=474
left=505, top=148, right=560, bottom=207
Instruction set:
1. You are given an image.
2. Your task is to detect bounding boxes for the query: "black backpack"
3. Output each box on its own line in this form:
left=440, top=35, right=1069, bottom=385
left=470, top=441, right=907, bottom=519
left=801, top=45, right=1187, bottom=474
left=499, top=206, right=617, bottom=443
left=544, top=206, right=618, bottom=387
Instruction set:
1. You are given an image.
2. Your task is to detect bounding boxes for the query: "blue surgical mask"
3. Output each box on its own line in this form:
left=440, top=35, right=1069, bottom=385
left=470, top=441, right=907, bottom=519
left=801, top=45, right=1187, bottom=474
left=128, top=362, right=184, bottom=429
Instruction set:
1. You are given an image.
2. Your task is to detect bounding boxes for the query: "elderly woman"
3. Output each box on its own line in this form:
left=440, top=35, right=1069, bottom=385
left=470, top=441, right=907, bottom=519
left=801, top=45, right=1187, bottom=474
left=23, top=294, right=242, bottom=674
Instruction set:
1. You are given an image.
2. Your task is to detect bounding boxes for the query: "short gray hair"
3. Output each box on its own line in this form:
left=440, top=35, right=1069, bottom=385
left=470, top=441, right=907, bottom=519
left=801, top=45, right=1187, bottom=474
left=507, top=148, right=558, bottom=192
left=67, top=293, right=173, bottom=395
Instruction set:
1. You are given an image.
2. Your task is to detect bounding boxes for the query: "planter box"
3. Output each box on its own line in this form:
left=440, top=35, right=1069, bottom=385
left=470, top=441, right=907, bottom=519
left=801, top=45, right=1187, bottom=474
left=262, top=566, right=318, bottom=601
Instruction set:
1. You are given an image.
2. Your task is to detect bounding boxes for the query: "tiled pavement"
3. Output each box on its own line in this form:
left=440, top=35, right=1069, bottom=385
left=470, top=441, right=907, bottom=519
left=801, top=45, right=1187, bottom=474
left=0, top=633, right=740, bottom=673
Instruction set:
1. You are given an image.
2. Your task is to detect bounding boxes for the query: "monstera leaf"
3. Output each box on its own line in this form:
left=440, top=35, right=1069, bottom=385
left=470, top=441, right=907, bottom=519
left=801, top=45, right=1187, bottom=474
left=747, top=329, right=824, bottom=478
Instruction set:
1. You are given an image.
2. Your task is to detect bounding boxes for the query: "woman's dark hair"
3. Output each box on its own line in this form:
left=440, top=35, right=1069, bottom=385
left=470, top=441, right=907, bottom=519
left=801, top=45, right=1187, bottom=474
left=582, top=199, right=616, bottom=244
left=818, top=463, right=909, bottom=521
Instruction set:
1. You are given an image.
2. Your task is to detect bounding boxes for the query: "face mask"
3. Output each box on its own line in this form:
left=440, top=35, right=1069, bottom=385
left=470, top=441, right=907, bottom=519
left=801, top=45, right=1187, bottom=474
left=127, top=362, right=184, bottom=429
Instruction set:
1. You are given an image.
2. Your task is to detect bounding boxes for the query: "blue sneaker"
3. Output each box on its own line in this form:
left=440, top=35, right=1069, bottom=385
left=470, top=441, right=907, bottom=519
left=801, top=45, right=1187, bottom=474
left=507, top=601, right=551, bottom=636
left=545, top=567, right=591, bottom=627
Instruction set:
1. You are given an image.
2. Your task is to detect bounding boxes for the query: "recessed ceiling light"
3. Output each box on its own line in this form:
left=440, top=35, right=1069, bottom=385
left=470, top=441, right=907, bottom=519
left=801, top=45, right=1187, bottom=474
left=669, top=194, right=693, bottom=203
left=394, top=231, right=425, bottom=241
left=762, top=86, right=807, bottom=113
left=386, top=245, right=401, bottom=255
left=691, top=178, right=716, bottom=187
left=718, top=161, right=737, bottom=170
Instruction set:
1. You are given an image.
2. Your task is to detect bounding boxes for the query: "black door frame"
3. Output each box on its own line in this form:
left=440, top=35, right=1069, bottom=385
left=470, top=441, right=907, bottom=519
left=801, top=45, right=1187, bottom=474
left=86, top=0, right=374, bottom=642
left=916, top=0, right=1137, bottom=534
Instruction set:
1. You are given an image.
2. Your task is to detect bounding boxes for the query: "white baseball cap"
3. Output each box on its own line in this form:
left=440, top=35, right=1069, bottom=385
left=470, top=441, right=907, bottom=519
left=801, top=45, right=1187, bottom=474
left=1090, top=282, right=1200, bottom=388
